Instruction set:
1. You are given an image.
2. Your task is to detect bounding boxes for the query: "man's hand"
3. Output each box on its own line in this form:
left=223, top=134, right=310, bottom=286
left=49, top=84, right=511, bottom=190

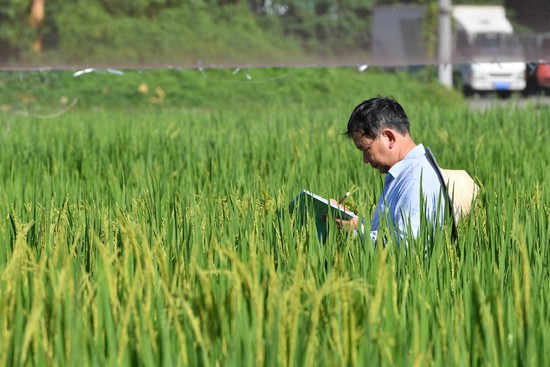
left=329, top=198, right=359, bottom=233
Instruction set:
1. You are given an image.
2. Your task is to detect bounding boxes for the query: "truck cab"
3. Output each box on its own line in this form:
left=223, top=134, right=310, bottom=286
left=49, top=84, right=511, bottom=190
left=453, top=6, right=526, bottom=96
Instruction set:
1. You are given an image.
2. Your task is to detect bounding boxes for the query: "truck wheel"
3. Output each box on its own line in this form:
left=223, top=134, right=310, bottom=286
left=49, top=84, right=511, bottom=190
left=462, top=85, right=473, bottom=97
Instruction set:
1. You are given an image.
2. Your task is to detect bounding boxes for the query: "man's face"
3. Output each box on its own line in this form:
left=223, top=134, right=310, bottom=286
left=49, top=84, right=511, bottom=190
left=351, top=131, right=393, bottom=174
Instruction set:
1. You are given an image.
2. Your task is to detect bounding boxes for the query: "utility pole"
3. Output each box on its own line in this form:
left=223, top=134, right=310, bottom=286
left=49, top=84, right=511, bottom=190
left=438, top=0, right=453, bottom=88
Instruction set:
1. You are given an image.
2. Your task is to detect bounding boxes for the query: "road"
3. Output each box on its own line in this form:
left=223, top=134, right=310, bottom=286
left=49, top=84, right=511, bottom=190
left=467, top=92, right=550, bottom=111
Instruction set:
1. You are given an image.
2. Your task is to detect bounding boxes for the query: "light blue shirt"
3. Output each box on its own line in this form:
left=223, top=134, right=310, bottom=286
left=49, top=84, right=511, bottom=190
left=369, top=144, right=444, bottom=243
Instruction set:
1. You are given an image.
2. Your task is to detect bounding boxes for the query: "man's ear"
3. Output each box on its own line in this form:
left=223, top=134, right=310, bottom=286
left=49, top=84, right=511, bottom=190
left=381, top=129, right=397, bottom=149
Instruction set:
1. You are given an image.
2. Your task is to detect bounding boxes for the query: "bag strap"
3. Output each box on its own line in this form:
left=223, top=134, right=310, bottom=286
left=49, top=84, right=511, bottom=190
left=425, top=146, right=458, bottom=243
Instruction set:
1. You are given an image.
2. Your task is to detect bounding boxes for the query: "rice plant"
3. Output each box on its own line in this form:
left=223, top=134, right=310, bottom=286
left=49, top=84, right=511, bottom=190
left=0, top=75, right=549, bottom=366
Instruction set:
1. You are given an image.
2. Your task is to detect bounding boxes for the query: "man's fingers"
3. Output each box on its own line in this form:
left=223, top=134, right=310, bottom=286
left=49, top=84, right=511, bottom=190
left=330, top=198, right=349, bottom=212
left=335, top=218, right=357, bottom=232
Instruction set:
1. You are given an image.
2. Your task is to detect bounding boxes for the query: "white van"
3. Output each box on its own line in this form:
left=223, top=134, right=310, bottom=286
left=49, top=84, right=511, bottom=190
left=452, top=6, right=526, bottom=96
left=371, top=5, right=526, bottom=96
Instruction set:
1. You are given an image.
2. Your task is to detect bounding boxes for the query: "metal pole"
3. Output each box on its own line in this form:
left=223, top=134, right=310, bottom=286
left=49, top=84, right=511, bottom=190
left=438, top=0, right=453, bottom=88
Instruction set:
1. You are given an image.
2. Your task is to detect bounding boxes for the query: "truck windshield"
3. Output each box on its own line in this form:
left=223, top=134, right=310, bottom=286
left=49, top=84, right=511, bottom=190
left=471, top=33, right=524, bottom=61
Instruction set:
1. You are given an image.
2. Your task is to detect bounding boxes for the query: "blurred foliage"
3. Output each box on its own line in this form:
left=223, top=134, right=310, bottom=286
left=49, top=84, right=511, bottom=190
left=3, top=0, right=543, bottom=68
left=277, top=0, right=374, bottom=57
left=97, top=0, right=184, bottom=16
left=24, top=1, right=304, bottom=68
left=0, top=0, right=34, bottom=62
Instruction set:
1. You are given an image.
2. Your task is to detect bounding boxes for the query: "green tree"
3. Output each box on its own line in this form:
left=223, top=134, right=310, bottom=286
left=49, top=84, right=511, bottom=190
left=277, top=0, right=375, bottom=58
left=0, top=0, right=33, bottom=62
left=98, top=0, right=184, bottom=17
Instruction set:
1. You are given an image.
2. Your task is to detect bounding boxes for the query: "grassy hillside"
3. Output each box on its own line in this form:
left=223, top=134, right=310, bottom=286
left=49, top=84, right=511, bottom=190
left=0, top=67, right=462, bottom=112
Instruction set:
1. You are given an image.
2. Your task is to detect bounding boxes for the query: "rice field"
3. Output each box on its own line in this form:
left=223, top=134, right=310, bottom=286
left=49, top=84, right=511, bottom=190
left=0, top=71, right=549, bottom=366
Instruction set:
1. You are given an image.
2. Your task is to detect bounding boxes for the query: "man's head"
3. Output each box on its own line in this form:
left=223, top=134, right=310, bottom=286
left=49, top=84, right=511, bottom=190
left=346, top=96, right=410, bottom=139
left=346, top=97, right=416, bottom=174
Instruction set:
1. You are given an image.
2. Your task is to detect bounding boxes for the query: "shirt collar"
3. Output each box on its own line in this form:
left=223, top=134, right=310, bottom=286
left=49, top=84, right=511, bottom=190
left=387, top=144, right=425, bottom=179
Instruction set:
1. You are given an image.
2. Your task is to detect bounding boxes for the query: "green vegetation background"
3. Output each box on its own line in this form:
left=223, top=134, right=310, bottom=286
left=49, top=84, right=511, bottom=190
left=0, top=0, right=543, bottom=68
left=1, top=67, right=549, bottom=366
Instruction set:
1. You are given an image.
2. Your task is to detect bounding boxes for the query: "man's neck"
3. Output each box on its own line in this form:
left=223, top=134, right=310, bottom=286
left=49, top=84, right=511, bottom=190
left=396, top=138, right=417, bottom=162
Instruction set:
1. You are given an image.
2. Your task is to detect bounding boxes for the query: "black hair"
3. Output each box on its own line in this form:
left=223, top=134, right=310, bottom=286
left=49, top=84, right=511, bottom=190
left=346, top=96, right=410, bottom=139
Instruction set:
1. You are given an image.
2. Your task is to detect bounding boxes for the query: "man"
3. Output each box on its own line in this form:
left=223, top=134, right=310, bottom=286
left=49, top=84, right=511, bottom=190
left=334, top=96, right=445, bottom=243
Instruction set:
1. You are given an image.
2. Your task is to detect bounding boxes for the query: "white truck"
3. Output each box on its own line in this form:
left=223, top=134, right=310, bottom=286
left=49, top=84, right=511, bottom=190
left=371, top=5, right=526, bottom=96
left=452, top=5, right=525, bottom=96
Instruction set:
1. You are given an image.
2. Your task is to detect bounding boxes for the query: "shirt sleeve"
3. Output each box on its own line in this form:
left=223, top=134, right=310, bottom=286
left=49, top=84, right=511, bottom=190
left=352, top=218, right=379, bottom=245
